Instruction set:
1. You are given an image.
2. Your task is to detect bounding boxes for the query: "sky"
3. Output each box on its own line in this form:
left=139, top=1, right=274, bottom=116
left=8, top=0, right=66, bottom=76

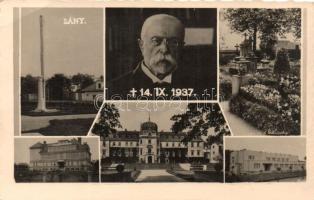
left=20, top=8, right=103, bottom=78
left=219, top=9, right=299, bottom=50
left=15, top=137, right=100, bottom=164
left=225, top=137, right=306, bottom=161
left=114, top=102, right=189, bottom=132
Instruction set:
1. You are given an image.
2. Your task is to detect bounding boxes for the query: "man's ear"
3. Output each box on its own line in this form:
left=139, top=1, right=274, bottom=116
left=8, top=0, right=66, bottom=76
left=138, top=39, right=144, bottom=53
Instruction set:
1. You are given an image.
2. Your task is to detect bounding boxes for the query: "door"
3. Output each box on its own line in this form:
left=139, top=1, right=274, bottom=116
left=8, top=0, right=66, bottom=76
left=148, top=156, right=152, bottom=164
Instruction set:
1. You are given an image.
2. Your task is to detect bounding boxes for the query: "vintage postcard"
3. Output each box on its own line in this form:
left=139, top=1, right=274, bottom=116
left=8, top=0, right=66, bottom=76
left=0, top=1, right=313, bottom=200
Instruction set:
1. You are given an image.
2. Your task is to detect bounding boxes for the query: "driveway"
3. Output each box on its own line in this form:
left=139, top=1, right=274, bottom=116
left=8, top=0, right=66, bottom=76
left=135, top=170, right=187, bottom=182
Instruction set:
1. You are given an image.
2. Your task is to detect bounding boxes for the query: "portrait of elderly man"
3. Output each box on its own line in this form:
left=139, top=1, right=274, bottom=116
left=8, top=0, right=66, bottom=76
left=106, top=9, right=217, bottom=100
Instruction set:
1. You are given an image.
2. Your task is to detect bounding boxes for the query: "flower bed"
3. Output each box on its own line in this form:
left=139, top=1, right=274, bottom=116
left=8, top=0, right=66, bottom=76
left=230, top=95, right=300, bottom=135
left=219, top=78, right=232, bottom=101
left=279, top=75, right=301, bottom=95
left=239, top=84, right=281, bottom=110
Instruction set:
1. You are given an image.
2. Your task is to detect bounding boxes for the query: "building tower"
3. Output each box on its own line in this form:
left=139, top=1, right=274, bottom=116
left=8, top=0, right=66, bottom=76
left=138, top=114, right=158, bottom=164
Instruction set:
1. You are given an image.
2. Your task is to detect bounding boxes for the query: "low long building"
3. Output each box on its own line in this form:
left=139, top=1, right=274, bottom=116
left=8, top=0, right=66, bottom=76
left=101, top=119, right=221, bottom=164
left=29, top=138, right=92, bottom=171
left=229, top=149, right=306, bottom=175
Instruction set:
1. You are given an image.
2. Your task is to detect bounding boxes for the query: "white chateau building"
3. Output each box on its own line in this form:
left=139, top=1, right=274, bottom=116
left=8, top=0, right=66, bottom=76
left=229, top=149, right=306, bottom=175
left=29, top=138, right=92, bottom=171
left=101, top=119, right=222, bottom=164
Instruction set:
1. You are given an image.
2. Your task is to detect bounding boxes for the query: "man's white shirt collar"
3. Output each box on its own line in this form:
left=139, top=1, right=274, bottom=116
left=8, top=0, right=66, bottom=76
left=141, top=62, right=172, bottom=84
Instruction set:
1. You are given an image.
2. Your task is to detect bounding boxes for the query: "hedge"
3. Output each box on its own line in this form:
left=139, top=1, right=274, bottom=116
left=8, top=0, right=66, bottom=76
left=229, top=95, right=300, bottom=135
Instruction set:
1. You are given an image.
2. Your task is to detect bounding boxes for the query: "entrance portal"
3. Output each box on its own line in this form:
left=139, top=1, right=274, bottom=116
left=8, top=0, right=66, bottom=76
left=148, top=156, right=152, bottom=164
left=57, top=160, right=65, bottom=169
left=263, top=163, right=272, bottom=171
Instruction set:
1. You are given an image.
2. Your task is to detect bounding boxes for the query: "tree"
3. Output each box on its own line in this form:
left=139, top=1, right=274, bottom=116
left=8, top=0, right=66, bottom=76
left=46, top=74, right=71, bottom=100
left=71, top=73, right=94, bottom=90
left=274, top=48, right=290, bottom=74
left=171, top=103, right=230, bottom=145
left=223, top=9, right=301, bottom=53
left=21, top=75, right=38, bottom=99
left=92, top=103, right=122, bottom=138
left=259, top=33, right=277, bottom=59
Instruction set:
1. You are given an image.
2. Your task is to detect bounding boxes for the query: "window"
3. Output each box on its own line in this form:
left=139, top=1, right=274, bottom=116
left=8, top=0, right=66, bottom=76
left=148, top=149, right=151, bottom=154
left=197, top=150, right=200, bottom=156
left=112, top=142, right=115, bottom=146
left=126, top=141, right=128, bottom=146
left=191, top=150, right=194, bottom=156
left=191, top=142, right=194, bottom=147
left=197, top=142, right=199, bottom=147
left=130, top=142, right=133, bottom=146
left=248, top=155, right=255, bottom=160
left=172, top=142, right=175, bottom=147
left=140, top=140, right=142, bottom=144
left=166, top=142, right=168, bottom=147
left=118, top=142, right=121, bottom=146
left=254, top=163, right=260, bottom=169
left=148, top=139, right=151, bottom=144
left=140, top=149, right=142, bottom=155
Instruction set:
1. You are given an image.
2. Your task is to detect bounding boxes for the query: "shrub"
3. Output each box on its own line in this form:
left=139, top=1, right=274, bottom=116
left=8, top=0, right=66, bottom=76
left=219, top=79, right=232, bottom=101
left=116, top=164, right=124, bottom=173
left=214, top=163, right=223, bottom=172
left=274, top=49, right=290, bottom=74
left=229, top=95, right=300, bottom=135
left=220, top=54, right=236, bottom=65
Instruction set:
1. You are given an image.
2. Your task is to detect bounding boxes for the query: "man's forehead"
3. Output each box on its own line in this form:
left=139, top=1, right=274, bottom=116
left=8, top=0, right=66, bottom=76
left=141, top=14, right=184, bottom=39
left=144, top=23, right=183, bottom=38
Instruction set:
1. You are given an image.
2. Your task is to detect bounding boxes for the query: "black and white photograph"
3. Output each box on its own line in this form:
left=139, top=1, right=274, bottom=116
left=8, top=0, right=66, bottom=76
left=18, top=8, right=103, bottom=136
left=14, top=137, right=100, bottom=182
left=105, top=8, right=217, bottom=100
left=225, top=137, right=306, bottom=182
left=219, top=8, right=301, bottom=136
left=90, top=102, right=230, bottom=182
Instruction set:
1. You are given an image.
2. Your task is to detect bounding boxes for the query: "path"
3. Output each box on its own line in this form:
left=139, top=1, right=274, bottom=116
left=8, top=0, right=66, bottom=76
left=220, top=101, right=264, bottom=136
left=21, top=114, right=96, bottom=131
left=135, top=170, right=187, bottom=182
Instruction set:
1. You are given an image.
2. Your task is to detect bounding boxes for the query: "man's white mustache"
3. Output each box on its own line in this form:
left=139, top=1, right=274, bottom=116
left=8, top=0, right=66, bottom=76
left=149, top=53, right=177, bottom=67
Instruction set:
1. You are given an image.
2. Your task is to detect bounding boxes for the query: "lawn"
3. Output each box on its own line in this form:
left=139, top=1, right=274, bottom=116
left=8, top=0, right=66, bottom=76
left=22, top=118, right=94, bottom=136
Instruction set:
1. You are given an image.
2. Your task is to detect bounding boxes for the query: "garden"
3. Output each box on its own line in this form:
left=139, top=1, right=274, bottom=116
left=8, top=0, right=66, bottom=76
left=220, top=49, right=301, bottom=135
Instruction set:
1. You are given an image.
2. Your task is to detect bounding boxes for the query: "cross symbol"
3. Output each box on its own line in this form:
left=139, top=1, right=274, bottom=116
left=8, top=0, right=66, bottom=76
left=244, top=33, right=247, bottom=40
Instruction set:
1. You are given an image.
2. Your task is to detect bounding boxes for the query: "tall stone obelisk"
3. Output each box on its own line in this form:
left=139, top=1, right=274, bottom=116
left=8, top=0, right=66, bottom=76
left=34, top=15, right=47, bottom=112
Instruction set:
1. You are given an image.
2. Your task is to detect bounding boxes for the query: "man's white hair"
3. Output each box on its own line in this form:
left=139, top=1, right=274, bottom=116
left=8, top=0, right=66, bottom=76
left=140, top=14, right=185, bottom=40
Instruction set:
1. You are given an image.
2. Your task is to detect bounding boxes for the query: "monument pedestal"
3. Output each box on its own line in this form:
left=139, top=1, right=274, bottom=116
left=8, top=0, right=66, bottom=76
left=31, top=77, right=58, bottom=113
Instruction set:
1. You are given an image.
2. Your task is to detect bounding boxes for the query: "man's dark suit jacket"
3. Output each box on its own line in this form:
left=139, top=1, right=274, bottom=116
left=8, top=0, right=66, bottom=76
left=106, top=62, right=209, bottom=99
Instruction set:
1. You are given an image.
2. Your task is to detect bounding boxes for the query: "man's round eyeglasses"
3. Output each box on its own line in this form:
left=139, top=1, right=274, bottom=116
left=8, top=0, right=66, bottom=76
left=150, top=36, right=183, bottom=48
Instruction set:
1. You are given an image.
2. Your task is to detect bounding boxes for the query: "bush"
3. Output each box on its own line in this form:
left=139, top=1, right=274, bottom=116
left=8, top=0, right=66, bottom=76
left=220, top=54, right=237, bottom=65
left=229, top=95, right=300, bottom=135
left=116, top=164, right=125, bottom=173
left=214, top=163, right=223, bottom=172
left=274, top=49, right=290, bottom=74
left=219, top=79, right=232, bottom=101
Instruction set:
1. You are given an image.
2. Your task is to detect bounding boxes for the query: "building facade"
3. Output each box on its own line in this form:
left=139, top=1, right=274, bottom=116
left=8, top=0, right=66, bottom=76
left=74, top=80, right=103, bottom=102
left=229, top=149, right=306, bottom=175
left=101, top=119, right=221, bottom=164
left=29, top=138, right=92, bottom=171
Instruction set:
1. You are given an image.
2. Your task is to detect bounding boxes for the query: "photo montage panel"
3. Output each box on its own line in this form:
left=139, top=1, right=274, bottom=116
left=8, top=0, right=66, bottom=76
left=105, top=8, right=217, bottom=101
left=90, top=102, right=230, bottom=182
left=14, top=137, right=100, bottom=183
left=218, top=8, right=302, bottom=136
left=19, top=8, right=103, bottom=136
left=224, top=137, right=306, bottom=183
